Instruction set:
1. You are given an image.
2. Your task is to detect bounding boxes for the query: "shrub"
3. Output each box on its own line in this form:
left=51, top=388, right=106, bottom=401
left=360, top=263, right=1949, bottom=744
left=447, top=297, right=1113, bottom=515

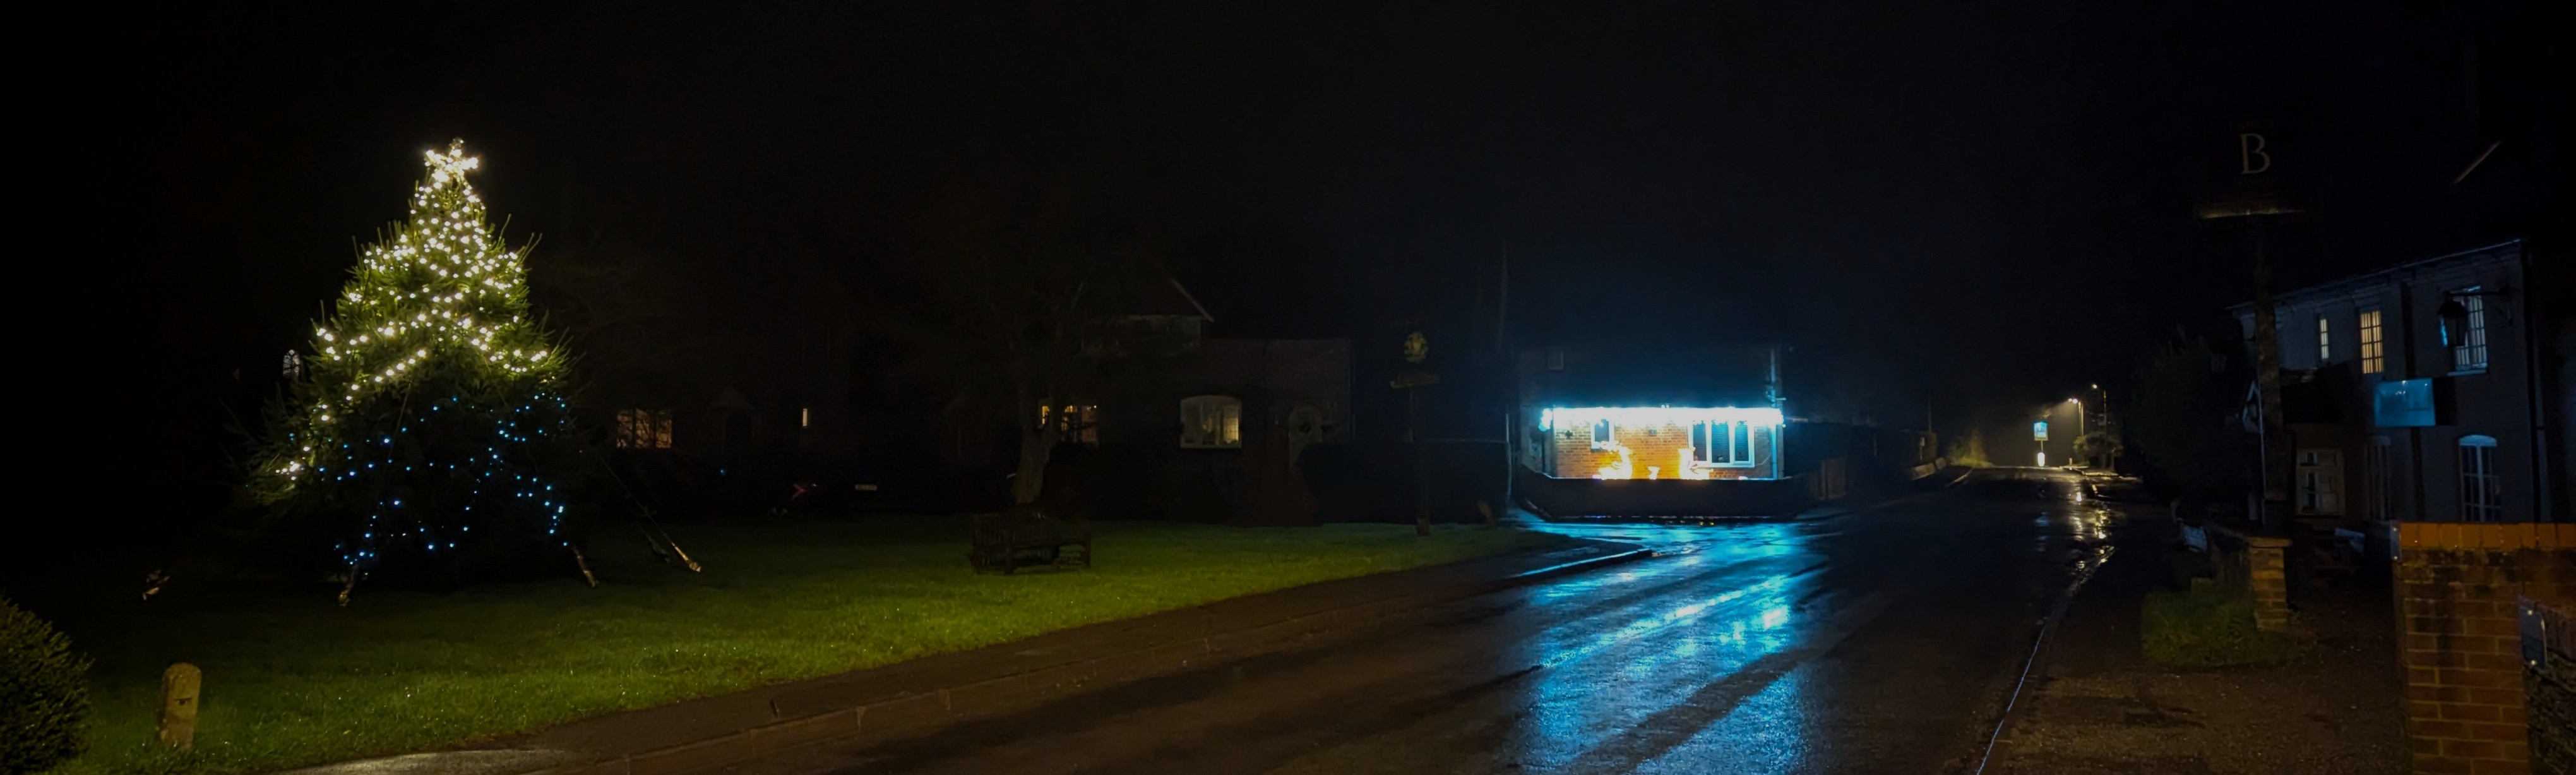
left=2141, top=580, right=2308, bottom=668
left=2166, top=549, right=2215, bottom=590
left=3, top=596, right=92, bottom=774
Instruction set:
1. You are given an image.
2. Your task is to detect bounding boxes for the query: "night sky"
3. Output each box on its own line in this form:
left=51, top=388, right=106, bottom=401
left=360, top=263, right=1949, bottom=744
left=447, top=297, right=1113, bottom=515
left=81, top=2, right=2558, bottom=513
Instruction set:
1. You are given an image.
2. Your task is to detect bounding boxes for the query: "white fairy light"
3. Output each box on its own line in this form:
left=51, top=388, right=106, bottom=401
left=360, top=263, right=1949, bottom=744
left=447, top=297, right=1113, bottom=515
left=251, top=139, right=578, bottom=576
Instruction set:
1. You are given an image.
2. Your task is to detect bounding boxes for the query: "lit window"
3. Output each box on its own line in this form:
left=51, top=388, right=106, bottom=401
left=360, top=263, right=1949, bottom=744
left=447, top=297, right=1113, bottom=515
left=800, top=406, right=811, bottom=428
left=616, top=409, right=674, bottom=450
left=2458, top=435, right=2499, bottom=522
left=282, top=350, right=306, bottom=380
left=2449, top=288, right=2488, bottom=372
left=2315, top=315, right=2331, bottom=363
left=1041, top=403, right=1100, bottom=446
left=1179, top=396, right=1241, bottom=448
left=2357, top=309, right=2383, bottom=375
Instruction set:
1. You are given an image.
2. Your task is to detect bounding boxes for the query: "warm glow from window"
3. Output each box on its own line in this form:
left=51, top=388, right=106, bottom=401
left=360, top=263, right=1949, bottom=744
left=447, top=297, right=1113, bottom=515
left=1180, top=396, right=1241, bottom=448
left=616, top=409, right=673, bottom=449
left=800, top=406, right=811, bottom=427
left=1546, top=406, right=1777, bottom=481
left=2358, top=309, right=2383, bottom=375
left=1041, top=403, right=1100, bottom=445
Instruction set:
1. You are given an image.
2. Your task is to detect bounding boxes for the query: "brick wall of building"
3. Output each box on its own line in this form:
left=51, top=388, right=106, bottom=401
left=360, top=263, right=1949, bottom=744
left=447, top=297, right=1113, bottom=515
left=2524, top=598, right=2573, bottom=775
left=1546, top=422, right=1777, bottom=480
left=2395, top=523, right=2576, bottom=774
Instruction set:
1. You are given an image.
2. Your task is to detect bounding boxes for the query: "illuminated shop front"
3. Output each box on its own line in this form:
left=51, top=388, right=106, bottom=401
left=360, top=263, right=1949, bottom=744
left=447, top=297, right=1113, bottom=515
left=1534, top=406, right=1784, bottom=481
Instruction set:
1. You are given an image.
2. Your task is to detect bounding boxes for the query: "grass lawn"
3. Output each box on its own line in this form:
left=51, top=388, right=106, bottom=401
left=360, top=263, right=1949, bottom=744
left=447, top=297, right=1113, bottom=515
left=19, top=518, right=1564, bottom=775
left=2140, top=580, right=2311, bottom=668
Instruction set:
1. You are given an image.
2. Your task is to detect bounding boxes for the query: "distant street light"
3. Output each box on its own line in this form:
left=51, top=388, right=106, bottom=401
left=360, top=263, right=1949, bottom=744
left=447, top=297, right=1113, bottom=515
left=2066, top=397, right=2087, bottom=467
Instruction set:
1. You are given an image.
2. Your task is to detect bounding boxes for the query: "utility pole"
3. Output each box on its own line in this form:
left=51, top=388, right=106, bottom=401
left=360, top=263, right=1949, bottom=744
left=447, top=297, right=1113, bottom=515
left=1495, top=242, right=1511, bottom=526
left=2252, top=239, right=2287, bottom=528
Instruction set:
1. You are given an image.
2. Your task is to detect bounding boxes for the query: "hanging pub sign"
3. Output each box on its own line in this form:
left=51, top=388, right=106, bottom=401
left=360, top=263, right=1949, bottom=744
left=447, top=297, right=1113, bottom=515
left=2194, top=118, right=2307, bottom=220
left=2033, top=421, right=2049, bottom=442
left=1391, top=330, right=1438, bottom=388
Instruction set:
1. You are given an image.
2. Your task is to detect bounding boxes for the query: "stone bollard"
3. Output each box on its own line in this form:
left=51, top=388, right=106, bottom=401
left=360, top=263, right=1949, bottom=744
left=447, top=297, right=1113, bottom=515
left=159, top=663, right=201, bottom=749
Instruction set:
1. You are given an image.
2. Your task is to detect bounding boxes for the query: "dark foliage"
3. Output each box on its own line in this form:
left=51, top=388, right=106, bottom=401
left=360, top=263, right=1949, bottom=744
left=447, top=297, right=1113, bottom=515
left=2, top=596, right=90, bottom=774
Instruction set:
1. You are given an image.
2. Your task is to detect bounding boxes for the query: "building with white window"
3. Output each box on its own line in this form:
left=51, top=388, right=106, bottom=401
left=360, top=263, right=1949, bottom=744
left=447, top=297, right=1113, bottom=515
left=1512, top=344, right=1937, bottom=516
left=2229, top=239, right=2568, bottom=526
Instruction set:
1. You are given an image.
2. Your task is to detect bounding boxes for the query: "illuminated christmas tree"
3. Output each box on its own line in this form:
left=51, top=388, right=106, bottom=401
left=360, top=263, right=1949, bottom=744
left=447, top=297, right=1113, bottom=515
left=252, top=140, right=587, bottom=591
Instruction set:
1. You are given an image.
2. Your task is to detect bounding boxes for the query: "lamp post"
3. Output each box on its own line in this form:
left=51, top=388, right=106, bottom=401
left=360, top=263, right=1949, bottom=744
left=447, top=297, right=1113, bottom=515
left=2066, top=397, right=2085, bottom=468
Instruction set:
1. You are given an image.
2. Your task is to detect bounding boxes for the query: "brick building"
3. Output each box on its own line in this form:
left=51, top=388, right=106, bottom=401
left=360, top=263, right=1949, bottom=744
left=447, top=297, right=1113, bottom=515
left=2233, top=239, right=2572, bottom=774
left=940, top=278, right=1356, bottom=522
left=1515, top=345, right=1785, bottom=483
left=1075, top=337, right=1354, bottom=523
left=1512, top=345, right=1810, bottom=516
left=2229, top=239, right=2568, bottom=527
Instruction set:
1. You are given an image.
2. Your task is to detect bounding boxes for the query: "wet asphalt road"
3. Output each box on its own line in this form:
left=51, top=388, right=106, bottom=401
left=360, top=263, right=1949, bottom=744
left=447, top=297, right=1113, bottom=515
left=749, top=468, right=2130, bottom=775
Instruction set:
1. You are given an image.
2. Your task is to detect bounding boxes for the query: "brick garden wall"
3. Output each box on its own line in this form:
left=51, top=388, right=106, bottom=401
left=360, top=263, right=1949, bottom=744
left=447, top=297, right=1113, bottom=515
left=2396, top=523, right=2576, bottom=774
left=2205, top=522, right=2293, bottom=631
left=2524, top=598, right=2573, bottom=775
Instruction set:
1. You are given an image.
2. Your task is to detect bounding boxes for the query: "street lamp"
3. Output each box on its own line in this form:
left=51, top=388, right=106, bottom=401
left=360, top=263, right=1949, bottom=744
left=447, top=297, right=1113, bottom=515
left=2066, top=397, right=2086, bottom=468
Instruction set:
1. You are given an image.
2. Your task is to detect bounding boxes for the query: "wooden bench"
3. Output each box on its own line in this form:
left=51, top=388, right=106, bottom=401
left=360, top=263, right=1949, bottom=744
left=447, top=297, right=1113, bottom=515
left=968, top=507, right=1092, bottom=574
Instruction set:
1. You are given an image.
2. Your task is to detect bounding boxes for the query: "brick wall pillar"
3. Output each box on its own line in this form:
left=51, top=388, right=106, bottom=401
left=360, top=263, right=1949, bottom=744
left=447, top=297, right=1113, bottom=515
left=2395, top=523, right=2576, bottom=775
left=2248, top=536, right=2291, bottom=632
left=2207, top=523, right=2294, bottom=631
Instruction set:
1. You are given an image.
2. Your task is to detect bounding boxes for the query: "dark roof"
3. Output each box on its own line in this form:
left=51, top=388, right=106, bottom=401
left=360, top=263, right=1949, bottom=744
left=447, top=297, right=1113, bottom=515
left=1522, top=345, right=1775, bottom=407
left=2226, top=239, right=2525, bottom=313
left=1106, top=276, right=1213, bottom=320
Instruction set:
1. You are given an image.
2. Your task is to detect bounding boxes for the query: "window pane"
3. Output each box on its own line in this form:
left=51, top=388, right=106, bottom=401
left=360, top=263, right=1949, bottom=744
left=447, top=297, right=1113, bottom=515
left=2317, top=316, right=2331, bottom=362
left=2452, top=289, right=2490, bottom=371
left=2459, top=436, right=2498, bottom=521
left=2358, top=309, right=2383, bottom=375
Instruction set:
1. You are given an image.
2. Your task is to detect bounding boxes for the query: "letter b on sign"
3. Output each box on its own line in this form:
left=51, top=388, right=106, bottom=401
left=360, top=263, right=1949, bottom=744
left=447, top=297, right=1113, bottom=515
left=2239, top=133, right=2273, bottom=175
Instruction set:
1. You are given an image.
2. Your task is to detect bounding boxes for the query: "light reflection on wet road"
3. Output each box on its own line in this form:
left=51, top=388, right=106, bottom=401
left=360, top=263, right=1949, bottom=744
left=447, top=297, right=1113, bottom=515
left=754, top=468, right=2130, bottom=775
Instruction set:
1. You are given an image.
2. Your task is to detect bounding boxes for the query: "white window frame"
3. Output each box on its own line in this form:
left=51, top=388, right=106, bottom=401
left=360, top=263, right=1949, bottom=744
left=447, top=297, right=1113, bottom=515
left=2316, top=315, right=2332, bottom=364
left=1179, top=395, right=1241, bottom=449
left=1690, top=420, right=1756, bottom=468
left=2450, top=287, right=2489, bottom=373
left=2294, top=448, right=2342, bottom=515
left=2357, top=309, right=2384, bottom=375
left=2458, top=435, right=2500, bottom=522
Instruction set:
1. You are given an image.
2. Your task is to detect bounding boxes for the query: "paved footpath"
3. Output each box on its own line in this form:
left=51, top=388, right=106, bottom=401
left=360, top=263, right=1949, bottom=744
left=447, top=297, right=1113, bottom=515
left=1987, top=511, right=2405, bottom=775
